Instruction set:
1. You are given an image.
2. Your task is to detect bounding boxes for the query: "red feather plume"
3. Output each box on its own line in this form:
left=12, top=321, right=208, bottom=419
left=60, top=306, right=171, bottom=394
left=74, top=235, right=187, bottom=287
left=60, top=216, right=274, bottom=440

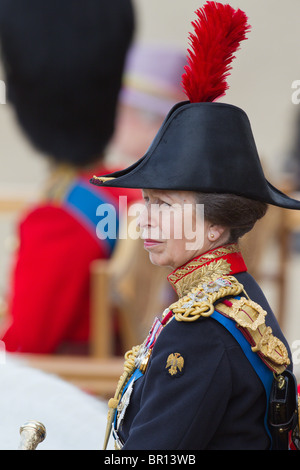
left=181, top=1, right=251, bottom=103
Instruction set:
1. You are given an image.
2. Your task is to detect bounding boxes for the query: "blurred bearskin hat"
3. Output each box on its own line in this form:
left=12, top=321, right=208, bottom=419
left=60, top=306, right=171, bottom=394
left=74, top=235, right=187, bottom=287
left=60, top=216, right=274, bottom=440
left=0, top=0, right=135, bottom=166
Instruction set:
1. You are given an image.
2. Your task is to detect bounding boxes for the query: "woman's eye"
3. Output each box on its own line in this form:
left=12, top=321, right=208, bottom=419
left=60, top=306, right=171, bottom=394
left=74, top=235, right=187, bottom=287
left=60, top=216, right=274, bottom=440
left=160, top=201, right=171, bottom=207
left=142, top=196, right=171, bottom=207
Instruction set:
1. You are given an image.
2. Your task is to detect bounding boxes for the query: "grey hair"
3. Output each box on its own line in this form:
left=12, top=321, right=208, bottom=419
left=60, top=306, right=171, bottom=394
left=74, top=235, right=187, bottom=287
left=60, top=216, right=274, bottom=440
left=194, top=192, right=268, bottom=243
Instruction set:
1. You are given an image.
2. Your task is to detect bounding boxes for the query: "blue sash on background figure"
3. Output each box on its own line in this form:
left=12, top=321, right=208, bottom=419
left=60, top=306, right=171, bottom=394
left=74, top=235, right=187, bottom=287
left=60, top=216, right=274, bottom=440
left=64, top=179, right=119, bottom=255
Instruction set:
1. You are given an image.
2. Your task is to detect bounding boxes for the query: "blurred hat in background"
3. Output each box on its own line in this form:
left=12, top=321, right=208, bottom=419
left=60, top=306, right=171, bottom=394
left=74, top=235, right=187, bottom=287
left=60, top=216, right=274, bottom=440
left=119, top=43, right=186, bottom=117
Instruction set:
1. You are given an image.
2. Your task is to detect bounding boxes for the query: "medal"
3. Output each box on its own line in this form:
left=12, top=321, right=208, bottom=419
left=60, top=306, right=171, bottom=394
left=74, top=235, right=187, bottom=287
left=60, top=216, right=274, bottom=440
left=135, top=315, right=168, bottom=373
left=116, top=378, right=135, bottom=430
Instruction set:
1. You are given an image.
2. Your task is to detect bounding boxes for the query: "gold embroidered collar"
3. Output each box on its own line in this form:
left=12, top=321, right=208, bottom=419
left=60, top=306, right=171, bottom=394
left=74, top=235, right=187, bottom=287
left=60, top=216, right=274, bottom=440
left=167, top=243, right=247, bottom=298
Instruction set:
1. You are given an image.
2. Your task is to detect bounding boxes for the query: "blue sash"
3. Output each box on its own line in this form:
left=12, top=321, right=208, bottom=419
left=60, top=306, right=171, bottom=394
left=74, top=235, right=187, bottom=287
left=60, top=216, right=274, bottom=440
left=63, top=179, right=119, bottom=255
left=211, top=304, right=274, bottom=446
left=113, top=368, right=143, bottom=435
left=122, top=369, right=144, bottom=394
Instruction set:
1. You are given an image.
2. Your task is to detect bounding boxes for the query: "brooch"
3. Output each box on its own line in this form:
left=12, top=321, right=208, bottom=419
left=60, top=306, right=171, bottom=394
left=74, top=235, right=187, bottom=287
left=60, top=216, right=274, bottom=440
left=166, top=352, right=185, bottom=377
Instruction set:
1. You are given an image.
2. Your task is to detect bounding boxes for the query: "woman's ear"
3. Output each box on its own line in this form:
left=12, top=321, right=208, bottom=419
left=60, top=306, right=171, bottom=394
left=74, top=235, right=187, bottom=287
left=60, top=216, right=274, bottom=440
left=207, top=225, right=230, bottom=244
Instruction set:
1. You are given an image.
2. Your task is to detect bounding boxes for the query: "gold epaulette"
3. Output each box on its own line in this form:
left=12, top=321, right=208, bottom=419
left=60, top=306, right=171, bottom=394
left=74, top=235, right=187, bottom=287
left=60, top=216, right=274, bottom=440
left=42, top=164, right=77, bottom=203
left=215, top=297, right=290, bottom=374
left=166, top=274, right=290, bottom=374
left=168, top=275, right=244, bottom=322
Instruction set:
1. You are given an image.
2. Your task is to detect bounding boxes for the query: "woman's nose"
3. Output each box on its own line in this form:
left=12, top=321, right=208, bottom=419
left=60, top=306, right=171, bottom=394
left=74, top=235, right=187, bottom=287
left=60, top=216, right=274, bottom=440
left=137, top=204, right=150, bottom=229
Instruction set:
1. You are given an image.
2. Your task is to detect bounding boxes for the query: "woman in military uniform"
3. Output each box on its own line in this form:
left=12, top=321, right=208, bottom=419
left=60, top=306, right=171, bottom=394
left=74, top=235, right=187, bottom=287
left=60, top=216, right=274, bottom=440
left=91, top=2, right=299, bottom=450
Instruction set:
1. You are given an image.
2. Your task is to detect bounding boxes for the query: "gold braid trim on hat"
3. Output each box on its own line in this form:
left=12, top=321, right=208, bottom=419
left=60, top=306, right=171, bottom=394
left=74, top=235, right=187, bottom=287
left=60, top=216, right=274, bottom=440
left=91, top=175, right=116, bottom=183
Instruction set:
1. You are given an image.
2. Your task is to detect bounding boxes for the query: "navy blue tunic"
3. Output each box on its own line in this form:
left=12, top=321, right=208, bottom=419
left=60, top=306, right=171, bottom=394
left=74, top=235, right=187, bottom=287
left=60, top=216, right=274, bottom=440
left=118, top=271, right=292, bottom=450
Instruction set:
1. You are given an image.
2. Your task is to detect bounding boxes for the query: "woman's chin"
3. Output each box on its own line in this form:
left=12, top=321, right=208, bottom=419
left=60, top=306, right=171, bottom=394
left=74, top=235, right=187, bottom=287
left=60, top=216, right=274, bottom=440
left=148, top=252, right=169, bottom=268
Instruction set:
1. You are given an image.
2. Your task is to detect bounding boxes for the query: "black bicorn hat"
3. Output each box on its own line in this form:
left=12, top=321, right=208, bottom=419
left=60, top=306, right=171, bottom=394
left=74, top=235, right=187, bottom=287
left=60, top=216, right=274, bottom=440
left=90, top=1, right=300, bottom=210
left=0, top=0, right=135, bottom=166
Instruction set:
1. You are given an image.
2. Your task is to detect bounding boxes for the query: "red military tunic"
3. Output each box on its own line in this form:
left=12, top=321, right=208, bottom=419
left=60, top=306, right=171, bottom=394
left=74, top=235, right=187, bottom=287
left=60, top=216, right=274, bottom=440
left=1, top=165, right=141, bottom=353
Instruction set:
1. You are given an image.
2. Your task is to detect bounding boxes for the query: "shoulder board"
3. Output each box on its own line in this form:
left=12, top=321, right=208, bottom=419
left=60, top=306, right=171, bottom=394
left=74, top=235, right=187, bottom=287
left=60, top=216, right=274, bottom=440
left=166, top=274, right=290, bottom=374
left=168, top=275, right=244, bottom=322
left=215, top=297, right=290, bottom=374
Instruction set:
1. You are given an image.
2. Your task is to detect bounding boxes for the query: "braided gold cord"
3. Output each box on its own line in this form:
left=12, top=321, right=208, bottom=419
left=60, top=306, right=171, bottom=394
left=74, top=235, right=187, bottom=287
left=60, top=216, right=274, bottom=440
left=111, top=344, right=140, bottom=403
left=103, top=344, right=141, bottom=450
left=170, top=276, right=244, bottom=322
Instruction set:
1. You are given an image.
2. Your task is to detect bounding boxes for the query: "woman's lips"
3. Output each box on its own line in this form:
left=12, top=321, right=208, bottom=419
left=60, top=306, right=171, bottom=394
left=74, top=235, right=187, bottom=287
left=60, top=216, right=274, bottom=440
left=143, top=239, right=163, bottom=248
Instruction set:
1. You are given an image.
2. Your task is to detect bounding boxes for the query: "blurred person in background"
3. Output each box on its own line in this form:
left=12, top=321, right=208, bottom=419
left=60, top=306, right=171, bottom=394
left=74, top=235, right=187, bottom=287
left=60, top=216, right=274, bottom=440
left=106, top=43, right=187, bottom=167
left=0, top=0, right=141, bottom=354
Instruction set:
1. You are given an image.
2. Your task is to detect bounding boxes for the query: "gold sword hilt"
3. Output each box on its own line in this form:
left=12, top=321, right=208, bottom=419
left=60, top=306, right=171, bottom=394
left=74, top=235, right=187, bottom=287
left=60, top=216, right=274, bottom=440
left=18, top=420, right=46, bottom=450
